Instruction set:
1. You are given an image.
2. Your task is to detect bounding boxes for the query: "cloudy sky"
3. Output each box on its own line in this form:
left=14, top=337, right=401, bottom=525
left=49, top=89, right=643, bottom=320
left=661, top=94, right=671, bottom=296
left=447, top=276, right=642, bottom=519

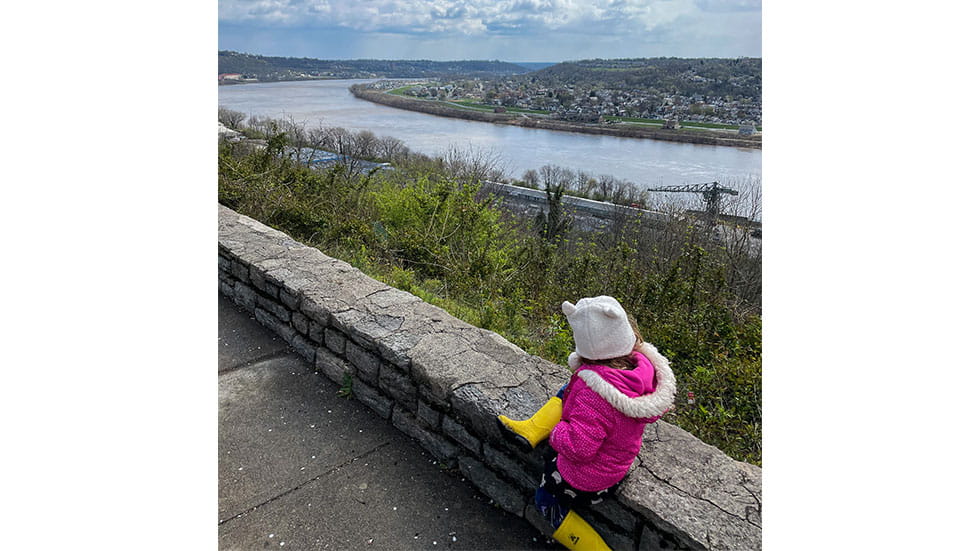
left=218, top=0, right=761, bottom=62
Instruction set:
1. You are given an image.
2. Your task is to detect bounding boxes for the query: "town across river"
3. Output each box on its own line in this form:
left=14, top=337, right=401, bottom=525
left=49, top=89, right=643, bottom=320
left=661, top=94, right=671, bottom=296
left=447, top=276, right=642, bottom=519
left=219, top=79, right=761, bottom=198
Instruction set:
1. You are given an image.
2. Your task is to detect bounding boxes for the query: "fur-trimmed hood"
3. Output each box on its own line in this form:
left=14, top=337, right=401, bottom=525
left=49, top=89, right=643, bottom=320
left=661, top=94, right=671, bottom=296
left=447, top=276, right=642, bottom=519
left=567, top=342, right=676, bottom=420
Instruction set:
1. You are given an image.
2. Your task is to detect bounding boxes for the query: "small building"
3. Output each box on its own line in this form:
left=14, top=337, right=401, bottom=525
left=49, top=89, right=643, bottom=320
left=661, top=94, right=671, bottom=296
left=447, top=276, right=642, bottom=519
left=218, top=73, right=243, bottom=82
left=662, top=118, right=680, bottom=129
left=738, top=125, right=757, bottom=136
left=493, top=106, right=506, bottom=113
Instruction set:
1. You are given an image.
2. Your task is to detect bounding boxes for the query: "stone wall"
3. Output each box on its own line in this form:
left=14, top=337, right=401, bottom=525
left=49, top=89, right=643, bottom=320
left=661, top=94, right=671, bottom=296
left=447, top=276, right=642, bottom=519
left=218, top=204, right=761, bottom=550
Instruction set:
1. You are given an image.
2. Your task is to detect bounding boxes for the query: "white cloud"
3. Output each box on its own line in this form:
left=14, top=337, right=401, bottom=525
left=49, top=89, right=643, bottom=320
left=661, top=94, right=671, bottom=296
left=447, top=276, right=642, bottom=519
left=695, top=0, right=761, bottom=12
left=218, top=0, right=727, bottom=36
left=218, top=0, right=761, bottom=59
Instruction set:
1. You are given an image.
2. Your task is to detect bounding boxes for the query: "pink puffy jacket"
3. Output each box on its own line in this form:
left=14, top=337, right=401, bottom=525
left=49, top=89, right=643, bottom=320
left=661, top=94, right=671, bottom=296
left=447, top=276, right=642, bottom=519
left=549, top=342, right=677, bottom=492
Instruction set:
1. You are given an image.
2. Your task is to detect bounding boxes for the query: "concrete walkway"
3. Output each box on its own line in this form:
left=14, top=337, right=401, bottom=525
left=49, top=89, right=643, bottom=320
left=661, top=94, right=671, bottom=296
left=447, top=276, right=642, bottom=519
left=219, top=294, right=556, bottom=550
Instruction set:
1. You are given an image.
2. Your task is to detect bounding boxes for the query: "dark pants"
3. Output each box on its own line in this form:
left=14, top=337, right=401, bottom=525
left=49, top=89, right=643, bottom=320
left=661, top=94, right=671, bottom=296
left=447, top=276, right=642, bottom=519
left=534, top=452, right=619, bottom=529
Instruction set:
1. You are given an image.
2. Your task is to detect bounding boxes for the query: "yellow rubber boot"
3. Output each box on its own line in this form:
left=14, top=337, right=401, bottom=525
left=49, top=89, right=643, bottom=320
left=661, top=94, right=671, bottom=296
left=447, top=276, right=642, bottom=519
left=552, top=510, right=612, bottom=551
left=496, top=397, right=562, bottom=451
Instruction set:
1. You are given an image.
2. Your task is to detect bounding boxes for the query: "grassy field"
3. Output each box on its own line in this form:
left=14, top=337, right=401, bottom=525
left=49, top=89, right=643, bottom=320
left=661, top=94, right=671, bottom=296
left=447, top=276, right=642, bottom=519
left=606, top=116, right=667, bottom=125
left=607, top=116, right=761, bottom=132
left=384, top=88, right=550, bottom=115
left=388, top=85, right=423, bottom=96
left=451, top=100, right=551, bottom=115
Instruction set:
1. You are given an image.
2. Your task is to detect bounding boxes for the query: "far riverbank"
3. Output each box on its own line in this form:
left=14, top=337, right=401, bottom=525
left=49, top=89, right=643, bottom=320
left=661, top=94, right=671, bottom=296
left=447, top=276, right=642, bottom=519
left=349, top=85, right=762, bottom=150
left=219, top=79, right=760, bottom=188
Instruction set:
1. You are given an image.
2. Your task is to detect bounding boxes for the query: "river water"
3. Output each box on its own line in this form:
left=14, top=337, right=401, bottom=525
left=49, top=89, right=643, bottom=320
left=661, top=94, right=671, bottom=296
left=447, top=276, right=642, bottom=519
left=218, top=79, right=761, bottom=198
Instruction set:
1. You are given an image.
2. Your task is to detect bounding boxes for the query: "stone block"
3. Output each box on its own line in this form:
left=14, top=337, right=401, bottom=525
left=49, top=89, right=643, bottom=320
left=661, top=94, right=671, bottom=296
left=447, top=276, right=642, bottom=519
left=323, top=326, right=347, bottom=356
left=375, top=331, right=418, bottom=370
left=254, top=307, right=295, bottom=344
left=279, top=287, right=301, bottom=310
left=418, top=383, right=446, bottom=409
left=448, top=384, right=508, bottom=443
left=292, top=311, right=309, bottom=336
left=249, top=264, right=281, bottom=297
left=256, top=294, right=291, bottom=323
left=218, top=265, right=234, bottom=286
left=348, top=341, right=381, bottom=385
left=604, top=528, right=636, bottom=551
left=457, top=456, right=525, bottom=517
left=289, top=332, right=316, bottom=363
left=232, top=281, right=257, bottom=311
left=331, top=309, right=374, bottom=350
left=405, top=330, right=474, bottom=403
left=391, top=407, right=459, bottom=464
left=378, top=363, right=417, bottom=409
left=298, top=295, right=335, bottom=329
left=351, top=378, right=393, bottom=420
left=442, top=416, right=482, bottom=456
left=416, top=401, right=442, bottom=430
left=487, top=435, right=556, bottom=472
left=592, top=497, right=640, bottom=535
left=219, top=280, right=234, bottom=299
left=579, top=512, right=635, bottom=551
left=252, top=305, right=275, bottom=328
left=218, top=254, right=231, bottom=273
left=522, top=504, right=554, bottom=539
left=334, top=310, right=405, bottom=349
left=307, top=319, right=324, bottom=345
left=483, top=444, right=538, bottom=492
left=315, top=347, right=351, bottom=386
left=230, top=260, right=250, bottom=282
left=639, top=524, right=683, bottom=551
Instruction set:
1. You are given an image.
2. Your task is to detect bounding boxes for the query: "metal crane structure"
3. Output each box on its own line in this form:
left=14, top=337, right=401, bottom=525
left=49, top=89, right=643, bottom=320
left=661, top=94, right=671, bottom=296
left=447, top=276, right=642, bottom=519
left=647, top=181, right=739, bottom=220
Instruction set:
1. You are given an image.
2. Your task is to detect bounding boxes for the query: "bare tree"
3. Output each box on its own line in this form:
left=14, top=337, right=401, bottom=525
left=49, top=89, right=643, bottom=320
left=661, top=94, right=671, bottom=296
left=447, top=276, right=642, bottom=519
left=593, top=174, right=616, bottom=202
left=353, top=130, right=379, bottom=160
left=520, top=168, right=540, bottom=189
left=303, top=124, right=335, bottom=166
left=538, top=164, right=574, bottom=191
left=377, top=135, right=409, bottom=162
left=716, top=177, right=762, bottom=316
left=218, top=107, right=246, bottom=130
left=247, top=115, right=279, bottom=139
left=280, top=116, right=307, bottom=162
left=442, top=144, right=505, bottom=185
left=574, top=170, right=596, bottom=197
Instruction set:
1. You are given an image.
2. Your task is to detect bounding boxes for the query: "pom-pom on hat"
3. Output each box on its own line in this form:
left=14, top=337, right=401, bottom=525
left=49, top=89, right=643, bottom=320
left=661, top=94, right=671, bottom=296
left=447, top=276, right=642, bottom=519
left=561, top=296, right=636, bottom=361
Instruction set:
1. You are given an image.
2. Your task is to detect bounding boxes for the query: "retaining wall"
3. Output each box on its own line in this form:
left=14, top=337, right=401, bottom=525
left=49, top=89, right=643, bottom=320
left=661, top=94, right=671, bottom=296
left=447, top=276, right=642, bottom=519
left=218, top=203, right=761, bottom=550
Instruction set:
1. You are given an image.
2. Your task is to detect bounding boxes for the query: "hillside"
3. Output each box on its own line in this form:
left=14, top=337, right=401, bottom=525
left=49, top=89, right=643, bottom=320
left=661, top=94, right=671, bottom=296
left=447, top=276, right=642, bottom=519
left=218, top=51, right=532, bottom=82
left=513, top=62, right=557, bottom=71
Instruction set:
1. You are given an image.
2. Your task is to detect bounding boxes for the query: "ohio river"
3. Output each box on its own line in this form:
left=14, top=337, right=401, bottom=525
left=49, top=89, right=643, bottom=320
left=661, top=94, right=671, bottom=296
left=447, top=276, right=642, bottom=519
left=218, top=79, right=761, bottom=194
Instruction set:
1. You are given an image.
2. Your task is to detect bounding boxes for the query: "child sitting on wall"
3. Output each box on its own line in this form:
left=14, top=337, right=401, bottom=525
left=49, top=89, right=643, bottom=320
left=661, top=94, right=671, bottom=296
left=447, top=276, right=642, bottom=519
left=498, top=296, right=676, bottom=551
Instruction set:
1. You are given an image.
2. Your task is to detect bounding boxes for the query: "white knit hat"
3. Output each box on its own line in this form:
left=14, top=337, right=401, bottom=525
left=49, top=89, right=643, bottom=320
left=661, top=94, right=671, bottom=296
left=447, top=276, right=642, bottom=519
left=561, top=296, right=636, bottom=361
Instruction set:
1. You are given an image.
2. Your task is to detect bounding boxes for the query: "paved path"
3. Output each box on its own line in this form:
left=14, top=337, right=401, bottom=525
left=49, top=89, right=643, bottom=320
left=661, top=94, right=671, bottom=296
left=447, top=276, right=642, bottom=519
left=219, top=294, right=556, bottom=550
